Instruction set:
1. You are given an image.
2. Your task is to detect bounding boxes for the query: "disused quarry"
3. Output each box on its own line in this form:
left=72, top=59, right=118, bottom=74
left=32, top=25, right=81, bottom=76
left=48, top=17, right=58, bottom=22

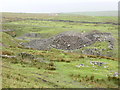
left=21, top=30, right=115, bottom=57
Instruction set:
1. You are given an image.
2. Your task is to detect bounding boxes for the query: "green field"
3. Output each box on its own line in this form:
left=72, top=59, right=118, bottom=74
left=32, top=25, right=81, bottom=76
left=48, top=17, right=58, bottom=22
left=61, top=11, right=118, bottom=16
left=1, top=12, right=119, bottom=88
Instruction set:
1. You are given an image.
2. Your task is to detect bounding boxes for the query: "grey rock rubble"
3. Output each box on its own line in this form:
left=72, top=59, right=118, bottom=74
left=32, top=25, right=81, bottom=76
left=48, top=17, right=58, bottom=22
left=90, top=61, right=107, bottom=66
left=16, top=33, right=50, bottom=40
left=21, top=30, right=115, bottom=53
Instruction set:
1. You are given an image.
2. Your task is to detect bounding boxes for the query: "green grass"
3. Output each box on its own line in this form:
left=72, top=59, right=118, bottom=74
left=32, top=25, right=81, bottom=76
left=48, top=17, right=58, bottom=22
left=2, top=50, right=119, bottom=88
left=0, top=32, right=19, bottom=48
left=2, top=12, right=118, bottom=22
left=3, top=20, right=118, bottom=39
left=61, top=11, right=118, bottom=16
left=1, top=12, right=119, bottom=88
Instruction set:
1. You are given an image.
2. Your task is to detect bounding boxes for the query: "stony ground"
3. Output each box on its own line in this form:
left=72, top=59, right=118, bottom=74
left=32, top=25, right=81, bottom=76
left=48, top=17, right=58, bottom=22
left=21, top=30, right=115, bottom=57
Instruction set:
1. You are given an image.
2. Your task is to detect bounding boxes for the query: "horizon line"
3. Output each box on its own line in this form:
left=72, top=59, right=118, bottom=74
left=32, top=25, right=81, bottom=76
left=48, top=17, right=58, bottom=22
left=1, top=10, right=118, bottom=14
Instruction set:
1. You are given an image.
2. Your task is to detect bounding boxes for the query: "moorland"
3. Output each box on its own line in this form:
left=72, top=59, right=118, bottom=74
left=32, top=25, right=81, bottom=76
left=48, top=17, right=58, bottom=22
left=1, top=12, right=119, bottom=88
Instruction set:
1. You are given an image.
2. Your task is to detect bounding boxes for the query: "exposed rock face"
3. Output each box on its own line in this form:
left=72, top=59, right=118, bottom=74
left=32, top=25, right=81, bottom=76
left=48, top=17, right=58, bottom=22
left=21, top=30, right=115, bottom=52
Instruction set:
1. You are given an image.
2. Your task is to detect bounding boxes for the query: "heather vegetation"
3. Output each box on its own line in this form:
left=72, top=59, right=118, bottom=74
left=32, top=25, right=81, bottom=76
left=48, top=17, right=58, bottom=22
left=1, top=12, right=119, bottom=88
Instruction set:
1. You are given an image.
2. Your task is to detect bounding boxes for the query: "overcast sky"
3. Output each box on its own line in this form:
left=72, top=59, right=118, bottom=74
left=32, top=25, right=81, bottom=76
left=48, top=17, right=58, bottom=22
left=1, top=0, right=119, bottom=13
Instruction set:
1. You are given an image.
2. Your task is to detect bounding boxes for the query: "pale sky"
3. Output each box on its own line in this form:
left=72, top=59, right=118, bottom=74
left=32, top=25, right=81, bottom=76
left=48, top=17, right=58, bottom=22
left=1, top=0, right=119, bottom=13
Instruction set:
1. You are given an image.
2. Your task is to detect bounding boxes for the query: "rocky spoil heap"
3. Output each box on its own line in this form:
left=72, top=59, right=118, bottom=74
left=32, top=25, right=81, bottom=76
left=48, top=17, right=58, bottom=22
left=51, top=31, right=91, bottom=50
left=21, top=30, right=115, bottom=51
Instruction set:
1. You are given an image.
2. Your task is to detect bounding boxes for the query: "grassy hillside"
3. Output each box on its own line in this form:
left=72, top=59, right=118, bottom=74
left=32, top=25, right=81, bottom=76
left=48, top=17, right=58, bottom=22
left=1, top=12, right=119, bottom=88
left=2, top=12, right=118, bottom=22
left=61, top=11, right=118, bottom=16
